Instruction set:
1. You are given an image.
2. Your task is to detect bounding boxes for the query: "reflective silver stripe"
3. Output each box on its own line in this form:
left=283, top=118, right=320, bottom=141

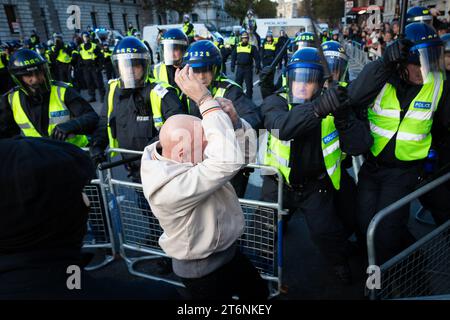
left=161, top=39, right=188, bottom=45
left=370, top=122, right=396, bottom=139
left=372, top=85, right=400, bottom=118
left=18, top=123, right=31, bottom=129
left=431, top=72, right=443, bottom=112
left=323, top=140, right=340, bottom=157
left=268, top=149, right=289, bottom=167
left=280, top=140, right=291, bottom=147
left=112, top=52, right=150, bottom=60
left=404, top=110, right=433, bottom=121
left=326, top=158, right=340, bottom=176
left=396, top=132, right=427, bottom=141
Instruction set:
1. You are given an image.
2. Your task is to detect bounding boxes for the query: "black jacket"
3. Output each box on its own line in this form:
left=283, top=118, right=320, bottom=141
left=260, top=40, right=277, bottom=67
left=231, top=43, right=261, bottom=70
left=348, top=59, right=450, bottom=166
left=91, top=81, right=185, bottom=152
left=262, top=93, right=372, bottom=185
left=187, top=79, right=263, bottom=129
left=0, top=83, right=99, bottom=139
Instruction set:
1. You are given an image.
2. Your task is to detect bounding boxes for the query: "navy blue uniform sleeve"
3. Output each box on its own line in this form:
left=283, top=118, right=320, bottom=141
left=347, top=59, right=393, bottom=109
left=64, top=87, right=99, bottom=135
left=161, top=87, right=186, bottom=120
left=261, top=94, right=321, bottom=140
left=333, top=108, right=373, bottom=156
left=224, top=85, right=262, bottom=129
left=0, top=93, right=20, bottom=138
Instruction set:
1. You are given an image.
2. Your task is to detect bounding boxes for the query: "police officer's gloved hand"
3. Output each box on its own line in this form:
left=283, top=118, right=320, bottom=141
left=313, top=86, right=348, bottom=118
left=89, top=145, right=107, bottom=167
left=230, top=66, right=235, bottom=73
left=382, top=38, right=413, bottom=69
left=255, top=68, right=261, bottom=75
left=50, top=120, right=82, bottom=141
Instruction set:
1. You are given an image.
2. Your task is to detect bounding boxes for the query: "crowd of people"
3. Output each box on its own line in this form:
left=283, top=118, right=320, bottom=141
left=1, top=6, right=450, bottom=301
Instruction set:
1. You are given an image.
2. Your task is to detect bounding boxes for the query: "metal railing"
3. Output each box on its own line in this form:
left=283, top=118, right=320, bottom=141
left=367, top=171, right=450, bottom=300
left=95, top=148, right=287, bottom=297
left=82, top=171, right=117, bottom=271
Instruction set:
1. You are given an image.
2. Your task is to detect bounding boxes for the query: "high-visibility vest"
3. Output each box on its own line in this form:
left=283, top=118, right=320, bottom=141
left=368, top=72, right=444, bottom=161
left=153, top=62, right=169, bottom=83
left=0, top=54, right=5, bottom=69
left=263, top=42, right=276, bottom=52
left=79, top=43, right=97, bottom=60
left=183, top=22, right=195, bottom=37
left=236, top=43, right=252, bottom=54
left=263, top=93, right=343, bottom=190
left=103, top=50, right=112, bottom=59
left=54, top=46, right=72, bottom=64
left=106, top=78, right=172, bottom=154
left=8, top=83, right=89, bottom=147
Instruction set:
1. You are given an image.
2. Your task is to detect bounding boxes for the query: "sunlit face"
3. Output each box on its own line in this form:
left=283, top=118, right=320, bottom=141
left=192, top=70, right=214, bottom=87
left=407, top=63, right=424, bottom=85
left=291, top=81, right=319, bottom=101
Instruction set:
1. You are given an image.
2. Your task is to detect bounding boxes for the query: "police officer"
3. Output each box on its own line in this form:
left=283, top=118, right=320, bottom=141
left=182, top=40, right=262, bottom=197
left=126, top=23, right=137, bottom=37
left=261, top=47, right=372, bottom=283
left=260, top=31, right=278, bottom=99
left=322, top=41, right=349, bottom=84
left=242, top=9, right=260, bottom=46
left=152, top=28, right=189, bottom=110
left=214, top=37, right=228, bottom=73
left=230, top=31, right=261, bottom=99
left=0, top=49, right=98, bottom=145
left=277, top=29, right=289, bottom=69
left=348, top=23, right=450, bottom=263
left=183, top=14, right=195, bottom=44
left=90, top=37, right=185, bottom=180
left=78, top=31, right=105, bottom=102
left=101, top=42, right=115, bottom=80
left=27, top=30, right=40, bottom=51
left=49, top=33, right=73, bottom=83
left=0, top=44, right=13, bottom=95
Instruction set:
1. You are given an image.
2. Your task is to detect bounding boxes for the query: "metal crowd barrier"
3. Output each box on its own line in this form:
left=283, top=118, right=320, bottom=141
left=82, top=172, right=117, bottom=271
left=103, top=148, right=287, bottom=297
left=367, top=171, right=450, bottom=300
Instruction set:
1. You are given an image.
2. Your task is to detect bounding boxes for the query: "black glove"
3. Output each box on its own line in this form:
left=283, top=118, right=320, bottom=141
left=230, top=66, right=235, bottom=73
left=90, top=146, right=107, bottom=167
left=383, top=39, right=413, bottom=68
left=50, top=120, right=81, bottom=141
left=255, top=68, right=261, bottom=75
left=313, top=86, right=348, bottom=118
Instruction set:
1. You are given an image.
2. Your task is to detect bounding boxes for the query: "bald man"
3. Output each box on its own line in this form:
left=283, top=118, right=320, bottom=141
left=140, top=65, right=266, bottom=300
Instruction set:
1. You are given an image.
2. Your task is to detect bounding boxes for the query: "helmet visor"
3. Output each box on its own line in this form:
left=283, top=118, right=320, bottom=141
left=112, top=53, right=149, bottom=89
left=160, top=39, right=188, bottom=66
left=288, top=67, right=323, bottom=104
left=324, top=51, right=348, bottom=81
left=410, top=44, right=446, bottom=83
